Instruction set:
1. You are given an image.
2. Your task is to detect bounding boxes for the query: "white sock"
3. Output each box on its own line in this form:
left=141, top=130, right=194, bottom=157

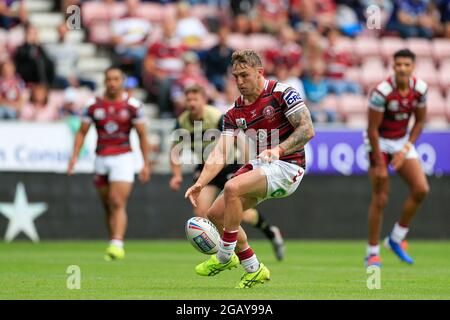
left=217, top=240, right=237, bottom=264
left=367, top=244, right=380, bottom=256
left=390, top=223, right=409, bottom=244
left=241, top=254, right=260, bottom=273
left=109, top=239, right=124, bottom=248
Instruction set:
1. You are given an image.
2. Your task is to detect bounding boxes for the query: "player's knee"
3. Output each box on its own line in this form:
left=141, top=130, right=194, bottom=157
left=412, top=184, right=429, bottom=202
left=195, top=207, right=208, bottom=218
left=206, top=206, right=222, bottom=223
left=223, top=180, right=240, bottom=199
left=108, top=193, right=125, bottom=211
left=373, top=193, right=389, bottom=210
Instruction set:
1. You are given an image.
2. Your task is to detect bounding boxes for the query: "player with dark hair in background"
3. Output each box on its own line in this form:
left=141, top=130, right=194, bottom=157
left=68, top=67, right=151, bottom=261
left=170, top=84, right=285, bottom=261
left=365, top=49, right=429, bottom=267
left=185, top=50, right=315, bottom=288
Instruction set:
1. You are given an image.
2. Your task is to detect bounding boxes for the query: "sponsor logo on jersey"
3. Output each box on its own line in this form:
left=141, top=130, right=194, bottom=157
left=93, top=108, right=106, bottom=120
left=369, top=91, right=385, bottom=106
left=388, top=100, right=399, bottom=112
left=250, top=109, right=257, bottom=118
left=236, top=118, right=247, bottom=129
left=263, top=105, right=276, bottom=119
left=284, top=90, right=302, bottom=108
left=394, top=113, right=409, bottom=121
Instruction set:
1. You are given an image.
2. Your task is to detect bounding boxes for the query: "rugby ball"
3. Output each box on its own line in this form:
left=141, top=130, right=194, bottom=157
left=185, top=217, right=220, bottom=254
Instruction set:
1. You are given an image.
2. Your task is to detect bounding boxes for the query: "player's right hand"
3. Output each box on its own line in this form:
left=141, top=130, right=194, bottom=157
left=185, top=183, right=203, bottom=208
left=169, top=175, right=183, bottom=191
left=67, top=157, right=77, bottom=175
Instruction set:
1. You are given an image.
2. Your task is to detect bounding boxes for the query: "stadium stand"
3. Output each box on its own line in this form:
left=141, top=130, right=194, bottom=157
left=0, top=0, right=447, bottom=127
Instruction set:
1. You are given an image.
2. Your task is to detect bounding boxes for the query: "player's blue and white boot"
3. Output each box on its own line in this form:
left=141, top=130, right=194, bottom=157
left=384, top=236, right=414, bottom=264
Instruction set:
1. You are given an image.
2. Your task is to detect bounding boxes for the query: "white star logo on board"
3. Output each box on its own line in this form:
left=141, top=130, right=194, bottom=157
left=0, top=182, right=47, bottom=242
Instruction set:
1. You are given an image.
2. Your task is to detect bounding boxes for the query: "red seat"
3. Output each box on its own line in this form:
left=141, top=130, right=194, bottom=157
left=248, top=34, right=278, bottom=53
left=432, top=38, right=450, bottom=62
left=190, top=4, right=220, bottom=20
left=344, top=67, right=361, bottom=84
left=414, top=59, right=439, bottom=87
left=360, top=58, right=387, bottom=91
left=334, top=37, right=354, bottom=53
left=319, top=94, right=339, bottom=113
left=82, top=2, right=125, bottom=26
left=88, top=21, right=112, bottom=45
left=438, top=59, right=450, bottom=91
left=337, top=93, right=367, bottom=121
left=138, top=3, right=176, bottom=22
left=227, top=33, right=248, bottom=51
left=425, top=88, right=446, bottom=122
left=446, top=92, right=450, bottom=122
left=380, top=37, right=407, bottom=61
left=406, top=38, right=432, bottom=58
left=354, top=36, right=381, bottom=59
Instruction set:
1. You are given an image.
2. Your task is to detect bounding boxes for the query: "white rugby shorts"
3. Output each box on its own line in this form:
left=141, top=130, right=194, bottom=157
left=94, top=152, right=136, bottom=183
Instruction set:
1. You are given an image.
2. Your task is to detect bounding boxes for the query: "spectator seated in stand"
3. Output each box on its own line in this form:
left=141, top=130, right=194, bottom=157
left=0, top=0, right=27, bottom=30
left=302, top=60, right=338, bottom=123
left=323, top=27, right=362, bottom=95
left=111, top=0, right=152, bottom=81
left=13, top=25, right=55, bottom=86
left=203, top=25, right=233, bottom=92
left=386, top=0, right=437, bottom=38
left=0, top=58, right=25, bottom=119
left=46, top=23, right=96, bottom=91
left=20, top=84, right=59, bottom=121
left=143, top=17, right=188, bottom=117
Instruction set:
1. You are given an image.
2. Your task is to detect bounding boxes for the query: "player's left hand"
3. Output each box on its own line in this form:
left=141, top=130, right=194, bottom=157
left=185, top=183, right=203, bottom=208
left=139, top=164, right=151, bottom=183
left=391, top=152, right=406, bottom=171
left=257, top=147, right=283, bottom=164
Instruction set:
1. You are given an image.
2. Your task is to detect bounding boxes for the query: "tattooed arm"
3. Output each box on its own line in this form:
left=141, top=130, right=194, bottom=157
left=278, top=106, right=315, bottom=155
left=258, top=106, right=315, bottom=162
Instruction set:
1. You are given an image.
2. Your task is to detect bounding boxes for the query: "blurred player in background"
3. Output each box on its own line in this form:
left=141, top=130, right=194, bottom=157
left=185, top=50, right=315, bottom=288
left=365, top=49, right=429, bottom=267
left=169, top=84, right=285, bottom=261
left=68, top=67, right=151, bottom=261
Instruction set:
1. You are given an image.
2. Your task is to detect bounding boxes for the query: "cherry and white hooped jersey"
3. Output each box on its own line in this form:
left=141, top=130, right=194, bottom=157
left=82, top=94, right=145, bottom=156
left=368, top=76, right=427, bottom=139
left=222, top=79, right=307, bottom=168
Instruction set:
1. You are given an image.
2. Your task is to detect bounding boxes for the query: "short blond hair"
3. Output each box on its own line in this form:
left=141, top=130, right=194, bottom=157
left=231, top=50, right=263, bottom=68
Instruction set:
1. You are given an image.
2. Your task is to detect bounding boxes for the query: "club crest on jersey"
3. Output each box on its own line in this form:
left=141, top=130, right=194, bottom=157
left=93, top=108, right=106, bottom=120
left=388, top=100, right=399, bottom=111
left=236, top=118, right=247, bottom=129
left=284, top=89, right=302, bottom=108
left=263, top=105, right=275, bottom=119
left=104, top=121, right=118, bottom=134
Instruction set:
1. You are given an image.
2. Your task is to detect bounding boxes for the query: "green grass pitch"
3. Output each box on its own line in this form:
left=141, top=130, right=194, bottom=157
left=0, top=240, right=449, bottom=300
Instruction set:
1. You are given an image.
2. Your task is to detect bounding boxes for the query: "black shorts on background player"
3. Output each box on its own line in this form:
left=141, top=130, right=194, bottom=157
left=194, top=164, right=242, bottom=189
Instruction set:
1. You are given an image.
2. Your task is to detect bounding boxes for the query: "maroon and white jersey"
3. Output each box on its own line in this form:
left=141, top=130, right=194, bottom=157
left=222, top=79, right=307, bottom=168
left=368, top=76, right=427, bottom=139
left=82, top=94, right=145, bottom=156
